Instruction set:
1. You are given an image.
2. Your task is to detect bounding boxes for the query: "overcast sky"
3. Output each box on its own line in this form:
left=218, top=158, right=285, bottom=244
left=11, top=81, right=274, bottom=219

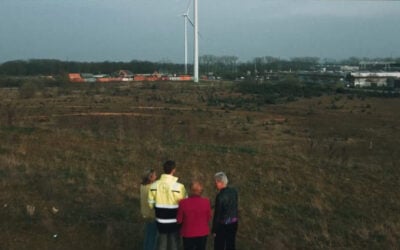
left=0, top=0, right=399, bottom=63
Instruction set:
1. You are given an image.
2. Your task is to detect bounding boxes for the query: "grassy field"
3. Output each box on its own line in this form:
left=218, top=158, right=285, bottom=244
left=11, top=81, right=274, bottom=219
left=0, top=81, right=399, bottom=249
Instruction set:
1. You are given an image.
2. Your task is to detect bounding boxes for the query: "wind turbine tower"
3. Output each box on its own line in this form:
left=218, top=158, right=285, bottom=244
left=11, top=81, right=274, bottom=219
left=182, top=5, right=193, bottom=75
left=193, top=0, right=199, bottom=83
left=183, top=11, right=189, bottom=74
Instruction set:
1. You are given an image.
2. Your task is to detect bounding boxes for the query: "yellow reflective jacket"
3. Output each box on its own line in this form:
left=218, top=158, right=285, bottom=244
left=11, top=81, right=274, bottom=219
left=148, top=174, right=187, bottom=233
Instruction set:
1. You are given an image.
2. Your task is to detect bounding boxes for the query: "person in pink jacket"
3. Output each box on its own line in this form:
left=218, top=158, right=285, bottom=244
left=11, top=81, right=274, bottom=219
left=177, top=181, right=211, bottom=250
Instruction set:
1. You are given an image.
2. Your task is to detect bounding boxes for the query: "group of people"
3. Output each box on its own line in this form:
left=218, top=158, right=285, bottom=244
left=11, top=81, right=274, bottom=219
left=140, top=160, right=239, bottom=250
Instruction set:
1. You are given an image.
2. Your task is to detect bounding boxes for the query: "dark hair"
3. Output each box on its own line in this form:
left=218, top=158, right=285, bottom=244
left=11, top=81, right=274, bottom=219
left=163, top=160, right=176, bottom=174
left=141, top=169, right=155, bottom=185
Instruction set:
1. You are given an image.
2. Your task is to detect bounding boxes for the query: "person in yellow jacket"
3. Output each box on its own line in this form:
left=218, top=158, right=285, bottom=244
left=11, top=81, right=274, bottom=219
left=140, top=169, right=158, bottom=250
left=148, top=160, right=187, bottom=250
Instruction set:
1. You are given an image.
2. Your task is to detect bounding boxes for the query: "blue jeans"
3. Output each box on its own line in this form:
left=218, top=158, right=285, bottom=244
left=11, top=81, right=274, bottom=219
left=143, top=221, right=158, bottom=250
left=157, top=231, right=180, bottom=250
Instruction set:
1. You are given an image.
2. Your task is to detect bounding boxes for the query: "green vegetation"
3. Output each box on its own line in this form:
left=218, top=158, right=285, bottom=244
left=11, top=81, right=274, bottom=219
left=1, top=57, right=399, bottom=80
left=0, top=79, right=399, bottom=249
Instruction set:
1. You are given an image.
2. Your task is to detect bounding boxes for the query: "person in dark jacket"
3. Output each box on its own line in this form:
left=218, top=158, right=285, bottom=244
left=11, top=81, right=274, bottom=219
left=212, top=172, right=238, bottom=250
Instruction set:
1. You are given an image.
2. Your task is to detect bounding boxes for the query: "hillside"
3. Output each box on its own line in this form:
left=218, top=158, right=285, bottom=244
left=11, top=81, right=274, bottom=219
left=0, top=81, right=399, bottom=249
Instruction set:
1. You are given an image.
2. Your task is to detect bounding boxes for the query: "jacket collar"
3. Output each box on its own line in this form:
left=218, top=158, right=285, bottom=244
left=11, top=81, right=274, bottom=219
left=189, top=195, right=202, bottom=198
left=160, top=174, right=178, bottom=183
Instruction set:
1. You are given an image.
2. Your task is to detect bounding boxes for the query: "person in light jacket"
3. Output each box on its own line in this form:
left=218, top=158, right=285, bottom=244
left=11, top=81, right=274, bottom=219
left=148, top=160, right=187, bottom=250
left=140, top=169, right=158, bottom=250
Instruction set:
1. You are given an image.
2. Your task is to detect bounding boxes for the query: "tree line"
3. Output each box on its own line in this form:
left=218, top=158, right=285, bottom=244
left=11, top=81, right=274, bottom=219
left=0, top=59, right=183, bottom=77
left=1, top=57, right=399, bottom=80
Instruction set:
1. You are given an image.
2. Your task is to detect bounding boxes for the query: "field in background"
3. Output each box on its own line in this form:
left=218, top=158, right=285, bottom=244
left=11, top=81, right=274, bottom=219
left=0, top=81, right=399, bottom=249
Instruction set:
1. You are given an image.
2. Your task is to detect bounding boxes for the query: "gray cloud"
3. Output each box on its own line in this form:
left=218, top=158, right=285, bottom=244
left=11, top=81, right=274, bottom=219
left=0, top=0, right=399, bottom=62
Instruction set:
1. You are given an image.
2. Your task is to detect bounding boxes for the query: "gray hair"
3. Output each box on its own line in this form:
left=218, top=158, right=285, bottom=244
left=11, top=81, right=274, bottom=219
left=214, top=172, right=229, bottom=186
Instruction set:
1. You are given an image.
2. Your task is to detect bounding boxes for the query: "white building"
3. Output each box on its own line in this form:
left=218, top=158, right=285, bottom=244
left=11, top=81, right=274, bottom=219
left=350, top=72, right=400, bottom=87
left=340, top=65, right=360, bottom=72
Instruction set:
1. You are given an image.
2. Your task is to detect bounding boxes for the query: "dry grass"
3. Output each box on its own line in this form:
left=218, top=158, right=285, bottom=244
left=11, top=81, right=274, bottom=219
left=0, top=82, right=399, bottom=249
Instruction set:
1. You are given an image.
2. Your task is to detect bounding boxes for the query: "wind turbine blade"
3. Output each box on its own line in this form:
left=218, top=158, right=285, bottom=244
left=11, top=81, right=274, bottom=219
left=186, top=0, right=192, bottom=14
left=186, top=16, right=203, bottom=39
left=186, top=16, right=194, bottom=27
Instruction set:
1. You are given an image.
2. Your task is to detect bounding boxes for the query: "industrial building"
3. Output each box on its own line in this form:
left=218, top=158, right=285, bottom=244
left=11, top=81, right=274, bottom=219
left=350, top=72, right=400, bottom=87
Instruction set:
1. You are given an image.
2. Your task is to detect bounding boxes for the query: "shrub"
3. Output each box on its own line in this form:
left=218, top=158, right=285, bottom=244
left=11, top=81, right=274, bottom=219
left=19, top=82, right=37, bottom=98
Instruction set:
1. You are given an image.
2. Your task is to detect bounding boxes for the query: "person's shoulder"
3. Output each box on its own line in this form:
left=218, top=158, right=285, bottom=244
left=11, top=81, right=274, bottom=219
left=229, top=187, right=239, bottom=197
left=179, top=197, right=189, bottom=206
left=149, top=180, right=159, bottom=188
left=227, top=186, right=238, bottom=193
left=175, top=181, right=186, bottom=189
left=202, top=197, right=211, bottom=205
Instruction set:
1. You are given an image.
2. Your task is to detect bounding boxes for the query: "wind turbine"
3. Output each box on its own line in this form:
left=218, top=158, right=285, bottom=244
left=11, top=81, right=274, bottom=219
left=181, top=3, right=194, bottom=75
left=180, top=0, right=199, bottom=82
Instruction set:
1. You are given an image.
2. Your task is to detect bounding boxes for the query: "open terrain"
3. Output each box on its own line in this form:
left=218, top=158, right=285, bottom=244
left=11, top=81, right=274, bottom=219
left=0, top=81, right=399, bottom=249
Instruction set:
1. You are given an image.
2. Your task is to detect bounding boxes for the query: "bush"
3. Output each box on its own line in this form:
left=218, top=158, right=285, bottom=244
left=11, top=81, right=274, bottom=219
left=19, top=82, right=37, bottom=98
